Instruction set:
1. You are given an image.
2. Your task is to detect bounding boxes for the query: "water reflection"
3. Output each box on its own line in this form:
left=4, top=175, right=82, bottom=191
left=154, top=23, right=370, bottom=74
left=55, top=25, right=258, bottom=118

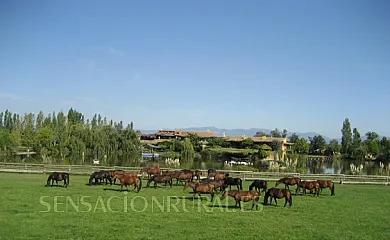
left=142, top=157, right=390, bottom=176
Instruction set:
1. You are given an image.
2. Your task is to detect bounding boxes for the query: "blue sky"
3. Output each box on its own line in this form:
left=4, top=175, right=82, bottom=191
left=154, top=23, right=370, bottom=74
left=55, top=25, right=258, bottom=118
left=0, top=0, right=389, bottom=138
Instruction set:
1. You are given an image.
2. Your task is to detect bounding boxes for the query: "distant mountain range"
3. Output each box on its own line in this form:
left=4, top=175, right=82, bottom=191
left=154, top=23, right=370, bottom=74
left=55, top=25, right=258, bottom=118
left=138, top=126, right=340, bottom=143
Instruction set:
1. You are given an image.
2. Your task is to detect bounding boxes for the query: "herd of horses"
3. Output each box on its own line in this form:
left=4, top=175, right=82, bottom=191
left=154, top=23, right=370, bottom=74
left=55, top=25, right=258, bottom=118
left=45, top=168, right=336, bottom=209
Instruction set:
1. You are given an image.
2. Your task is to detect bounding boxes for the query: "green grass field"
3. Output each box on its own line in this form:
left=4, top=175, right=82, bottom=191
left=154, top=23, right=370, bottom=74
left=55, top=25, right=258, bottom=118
left=0, top=173, right=389, bottom=240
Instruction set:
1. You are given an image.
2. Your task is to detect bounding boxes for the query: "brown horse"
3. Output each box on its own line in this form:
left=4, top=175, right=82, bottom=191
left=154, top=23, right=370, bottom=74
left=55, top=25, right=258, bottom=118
left=193, top=170, right=202, bottom=181
left=162, top=170, right=181, bottom=185
left=46, top=172, right=69, bottom=188
left=204, top=179, right=226, bottom=193
left=207, top=169, right=217, bottom=178
left=264, top=187, right=292, bottom=207
left=112, top=174, right=142, bottom=192
left=147, top=175, right=173, bottom=188
left=317, top=180, right=335, bottom=196
left=107, top=170, right=137, bottom=184
left=192, top=183, right=215, bottom=201
left=183, top=181, right=198, bottom=191
left=221, top=190, right=260, bottom=209
left=297, top=180, right=320, bottom=197
left=140, top=167, right=161, bottom=179
left=176, top=171, right=194, bottom=184
left=89, top=170, right=112, bottom=185
left=275, top=177, right=301, bottom=193
left=215, top=172, right=229, bottom=181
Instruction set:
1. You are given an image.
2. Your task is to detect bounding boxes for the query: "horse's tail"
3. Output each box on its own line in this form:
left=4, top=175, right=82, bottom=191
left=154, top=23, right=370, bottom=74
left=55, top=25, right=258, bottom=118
left=331, top=181, right=335, bottom=196
left=46, top=175, right=51, bottom=186
left=239, top=179, right=243, bottom=190
left=263, top=190, right=270, bottom=204
left=88, top=175, right=94, bottom=185
left=249, top=182, right=254, bottom=191
left=137, top=177, right=142, bottom=192
left=289, top=193, right=293, bottom=207
left=66, top=174, right=70, bottom=186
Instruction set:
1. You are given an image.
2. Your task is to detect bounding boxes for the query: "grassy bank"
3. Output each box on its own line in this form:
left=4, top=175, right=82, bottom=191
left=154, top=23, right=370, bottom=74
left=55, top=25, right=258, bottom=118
left=0, top=173, right=389, bottom=239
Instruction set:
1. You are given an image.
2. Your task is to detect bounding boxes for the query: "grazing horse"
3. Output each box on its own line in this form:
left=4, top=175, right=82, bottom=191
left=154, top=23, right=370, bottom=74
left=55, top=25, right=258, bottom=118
left=206, top=179, right=226, bottom=193
left=275, top=177, right=301, bottom=193
left=264, top=187, right=293, bottom=207
left=113, top=174, right=142, bottom=192
left=163, top=170, right=182, bottom=185
left=207, top=169, right=217, bottom=178
left=46, top=172, right=69, bottom=188
left=193, top=170, right=202, bottom=181
left=147, top=175, right=173, bottom=188
left=317, top=180, right=335, bottom=196
left=183, top=181, right=198, bottom=192
left=192, top=183, right=215, bottom=201
left=176, top=171, right=194, bottom=185
left=200, top=178, right=214, bottom=183
left=140, top=167, right=161, bottom=179
left=109, top=171, right=138, bottom=184
left=89, top=170, right=112, bottom=185
left=221, top=190, right=260, bottom=209
left=214, top=172, right=229, bottom=181
left=297, top=180, right=320, bottom=197
left=180, top=169, right=196, bottom=181
left=249, top=180, right=268, bottom=195
left=225, top=177, right=243, bottom=190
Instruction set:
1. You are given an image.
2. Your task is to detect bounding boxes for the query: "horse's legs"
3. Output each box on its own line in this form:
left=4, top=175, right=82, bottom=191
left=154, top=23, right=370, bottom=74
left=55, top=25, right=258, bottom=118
left=274, top=198, right=278, bottom=205
left=154, top=182, right=157, bottom=188
left=210, top=192, right=214, bottom=202
left=284, top=197, right=287, bottom=207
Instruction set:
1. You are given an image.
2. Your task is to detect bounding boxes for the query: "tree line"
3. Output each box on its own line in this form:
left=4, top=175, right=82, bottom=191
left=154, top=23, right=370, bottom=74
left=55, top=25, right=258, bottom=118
left=340, top=118, right=390, bottom=161
left=254, top=122, right=390, bottom=161
left=0, top=109, right=141, bottom=165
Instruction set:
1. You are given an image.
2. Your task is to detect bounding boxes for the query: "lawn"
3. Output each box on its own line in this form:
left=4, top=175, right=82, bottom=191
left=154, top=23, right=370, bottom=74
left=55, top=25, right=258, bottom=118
left=0, top=173, right=389, bottom=240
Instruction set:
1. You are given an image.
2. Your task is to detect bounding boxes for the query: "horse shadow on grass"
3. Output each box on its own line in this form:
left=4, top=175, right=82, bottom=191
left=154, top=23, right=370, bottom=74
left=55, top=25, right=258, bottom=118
left=103, top=188, right=139, bottom=192
left=169, top=196, right=209, bottom=201
left=45, top=184, right=67, bottom=188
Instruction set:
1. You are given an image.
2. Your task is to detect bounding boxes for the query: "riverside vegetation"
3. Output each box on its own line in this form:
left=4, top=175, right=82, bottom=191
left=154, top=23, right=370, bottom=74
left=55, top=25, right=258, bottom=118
left=0, top=109, right=389, bottom=169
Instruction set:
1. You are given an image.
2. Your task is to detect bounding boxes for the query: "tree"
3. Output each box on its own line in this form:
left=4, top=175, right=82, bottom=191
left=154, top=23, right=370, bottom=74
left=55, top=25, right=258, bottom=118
left=341, top=118, right=352, bottom=155
left=0, top=109, right=141, bottom=165
left=254, top=131, right=270, bottom=137
left=351, top=128, right=362, bottom=157
left=270, top=128, right=282, bottom=138
left=241, top=138, right=254, bottom=149
left=288, top=133, right=299, bottom=143
left=281, top=129, right=288, bottom=138
left=309, top=135, right=327, bottom=154
left=293, top=138, right=310, bottom=154
left=365, top=131, right=379, bottom=141
left=327, top=139, right=340, bottom=154
left=181, top=138, right=195, bottom=161
left=365, top=139, right=380, bottom=157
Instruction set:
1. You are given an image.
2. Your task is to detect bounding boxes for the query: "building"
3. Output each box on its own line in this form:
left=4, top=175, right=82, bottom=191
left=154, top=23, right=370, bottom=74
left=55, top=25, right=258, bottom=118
left=139, top=129, right=218, bottom=143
